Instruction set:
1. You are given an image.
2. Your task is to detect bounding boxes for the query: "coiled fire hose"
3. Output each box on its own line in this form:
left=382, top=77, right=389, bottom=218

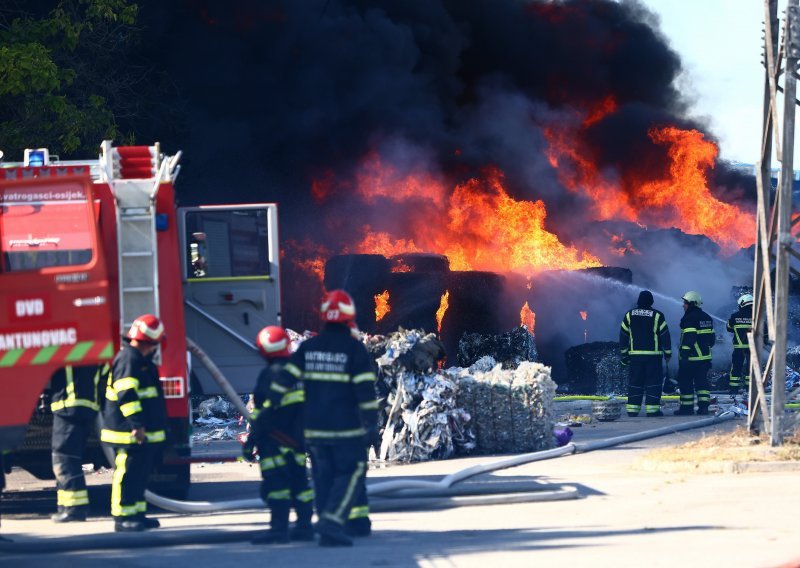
left=96, top=338, right=736, bottom=515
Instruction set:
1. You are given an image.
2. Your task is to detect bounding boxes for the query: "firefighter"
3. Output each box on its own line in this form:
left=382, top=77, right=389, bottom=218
left=619, top=290, right=672, bottom=417
left=49, top=364, right=108, bottom=522
left=676, top=291, right=716, bottom=415
left=345, top=320, right=376, bottom=538
left=727, top=293, right=753, bottom=395
left=248, top=326, right=314, bottom=545
left=280, top=290, right=379, bottom=547
left=100, top=314, right=168, bottom=532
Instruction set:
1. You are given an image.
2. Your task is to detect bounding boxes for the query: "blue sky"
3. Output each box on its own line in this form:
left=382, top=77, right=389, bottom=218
left=640, top=0, right=766, bottom=163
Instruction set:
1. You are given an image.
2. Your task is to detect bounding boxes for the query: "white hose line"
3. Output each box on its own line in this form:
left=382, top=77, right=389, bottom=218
left=139, top=339, right=738, bottom=513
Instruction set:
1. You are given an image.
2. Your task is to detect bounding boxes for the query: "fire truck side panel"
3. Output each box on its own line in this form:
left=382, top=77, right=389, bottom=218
left=0, top=172, right=115, bottom=451
left=179, top=204, right=282, bottom=395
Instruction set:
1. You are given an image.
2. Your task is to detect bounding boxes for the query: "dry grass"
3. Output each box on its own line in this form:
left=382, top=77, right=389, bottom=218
left=643, top=426, right=800, bottom=463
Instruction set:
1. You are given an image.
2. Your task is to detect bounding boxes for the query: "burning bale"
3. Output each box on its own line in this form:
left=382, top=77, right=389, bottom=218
left=563, top=341, right=626, bottom=395
left=449, top=361, right=556, bottom=454
left=456, top=326, right=538, bottom=369
left=324, top=254, right=390, bottom=333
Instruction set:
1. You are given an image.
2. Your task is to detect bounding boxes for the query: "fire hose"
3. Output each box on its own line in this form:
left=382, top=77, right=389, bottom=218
left=94, top=338, right=736, bottom=515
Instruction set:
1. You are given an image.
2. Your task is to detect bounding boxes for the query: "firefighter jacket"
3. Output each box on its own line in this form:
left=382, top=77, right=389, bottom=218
left=619, top=307, right=672, bottom=360
left=679, top=305, right=716, bottom=362
left=100, top=343, right=167, bottom=445
left=727, top=305, right=753, bottom=350
left=281, top=323, right=378, bottom=445
left=252, top=357, right=304, bottom=450
left=50, top=364, right=107, bottom=417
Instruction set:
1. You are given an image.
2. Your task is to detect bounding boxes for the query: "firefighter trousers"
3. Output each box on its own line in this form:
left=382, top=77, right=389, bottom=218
left=729, top=348, right=750, bottom=389
left=346, top=445, right=370, bottom=532
left=308, top=441, right=366, bottom=527
left=52, top=412, right=95, bottom=512
left=109, top=444, right=159, bottom=519
left=678, top=360, right=711, bottom=409
left=626, top=356, right=664, bottom=415
left=258, top=439, right=313, bottom=534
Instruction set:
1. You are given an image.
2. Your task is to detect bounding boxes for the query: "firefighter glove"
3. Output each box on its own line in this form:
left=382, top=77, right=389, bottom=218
left=241, top=434, right=258, bottom=463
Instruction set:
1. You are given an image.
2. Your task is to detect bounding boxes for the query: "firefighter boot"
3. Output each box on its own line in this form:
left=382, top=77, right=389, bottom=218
left=51, top=507, right=87, bottom=523
left=114, top=518, right=145, bottom=532
left=673, top=405, right=695, bottom=416
left=252, top=501, right=290, bottom=545
left=316, top=518, right=353, bottom=547
left=289, top=500, right=315, bottom=541
left=696, top=403, right=710, bottom=416
left=136, top=514, right=160, bottom=529
left=345, top=517, right=372, bottom=537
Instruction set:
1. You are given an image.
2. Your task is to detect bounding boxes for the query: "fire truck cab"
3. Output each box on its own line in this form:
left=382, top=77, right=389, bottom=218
left=0, top=141, right=281, bottom=491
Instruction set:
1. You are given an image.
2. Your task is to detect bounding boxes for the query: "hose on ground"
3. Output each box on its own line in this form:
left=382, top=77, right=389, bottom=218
left=131, top=339, right=736, bottom=514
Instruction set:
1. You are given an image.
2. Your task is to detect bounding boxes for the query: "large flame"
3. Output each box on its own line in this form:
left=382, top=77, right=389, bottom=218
left=545, top=105, right=755, bottom=254
left=520, top=301, right=536, bottom=335
left=436, top=290, right=450, bottom=334
left=375, top=290, right=390, bottom=322
left=353, top=167, right=600, bottom=277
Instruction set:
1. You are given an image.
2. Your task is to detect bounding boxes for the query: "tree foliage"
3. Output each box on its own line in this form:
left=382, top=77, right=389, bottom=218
left=0, top=0, right=141, bottom=159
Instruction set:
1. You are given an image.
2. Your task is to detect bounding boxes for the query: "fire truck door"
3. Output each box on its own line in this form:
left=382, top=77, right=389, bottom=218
left=178, top=205, right=281, bottom=395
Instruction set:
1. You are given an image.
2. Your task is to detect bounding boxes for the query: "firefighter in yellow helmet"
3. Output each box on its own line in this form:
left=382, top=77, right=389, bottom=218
left=727, top=293, right=753, bottom=395
left=676, top=292, right=716, bottom=415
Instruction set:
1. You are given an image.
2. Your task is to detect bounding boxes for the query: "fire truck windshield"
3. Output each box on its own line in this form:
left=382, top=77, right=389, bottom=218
left=0, top=185, right=94, bottom=272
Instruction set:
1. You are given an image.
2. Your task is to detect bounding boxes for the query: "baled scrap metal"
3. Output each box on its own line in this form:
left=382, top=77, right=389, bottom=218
left=450, top=361, right=557, bottom=454
left=373, top=328, right=473, bottom=463
left=456, top=326, right=539, bottom=369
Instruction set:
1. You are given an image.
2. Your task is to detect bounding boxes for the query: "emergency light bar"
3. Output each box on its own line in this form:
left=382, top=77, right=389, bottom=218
left=24, top=148, right=50, bottom=167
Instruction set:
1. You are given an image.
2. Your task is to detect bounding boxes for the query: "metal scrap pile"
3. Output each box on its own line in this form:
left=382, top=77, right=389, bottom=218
left=371, top=329, right=475, bottom=463
left=191, top=396, right=246, bottom=442
left=447, top=360, right=557, bottom=454
left=367, top=328, right=555, bottom=463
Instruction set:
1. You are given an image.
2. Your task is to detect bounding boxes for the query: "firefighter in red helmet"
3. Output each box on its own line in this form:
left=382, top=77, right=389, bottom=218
left=273, top=290, right=379, bottom=547
left=248, top=326, right=314, bottom=544
left=100, top=314, right=168, bottom=532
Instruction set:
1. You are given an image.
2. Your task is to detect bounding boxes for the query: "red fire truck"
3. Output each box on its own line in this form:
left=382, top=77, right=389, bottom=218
left=0, top=141, right=281, bottom=493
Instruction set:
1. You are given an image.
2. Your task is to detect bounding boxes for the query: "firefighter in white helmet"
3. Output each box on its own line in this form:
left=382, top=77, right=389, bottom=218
left=100, top=314, right=167, bottom=532
left=675, top=292, right=716, bottom=415
left=248, top=326, right=314, bottom=545
left=727, top=293, right=753, bottom=395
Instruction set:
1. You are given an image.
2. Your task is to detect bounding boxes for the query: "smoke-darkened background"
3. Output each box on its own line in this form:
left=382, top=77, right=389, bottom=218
left=123, top=0, right=760, bottom=376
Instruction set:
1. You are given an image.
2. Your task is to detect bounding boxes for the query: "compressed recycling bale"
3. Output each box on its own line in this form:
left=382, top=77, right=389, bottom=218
left=323, top=254, right=390, bottom=333
left=442, top=271, right=508, bottom=362
left=563, top=341, right=627, bottom=395
left=457, top=326, right=538, bottom=369
left=383, top=271, right=447, bottom=335
left=489, top=370, right=514, bottom=454
left=390, top=253, right=451, bottom=273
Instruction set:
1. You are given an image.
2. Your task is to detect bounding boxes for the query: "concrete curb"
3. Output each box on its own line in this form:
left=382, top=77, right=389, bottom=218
left=632, top=459, right=800, bottom=474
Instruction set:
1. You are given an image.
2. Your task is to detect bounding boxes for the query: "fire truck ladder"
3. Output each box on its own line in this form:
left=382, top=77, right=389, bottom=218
left=100, top=141, right=169, bottom=335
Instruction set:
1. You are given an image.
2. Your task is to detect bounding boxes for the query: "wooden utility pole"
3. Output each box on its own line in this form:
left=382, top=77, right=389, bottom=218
left=751, top=0, right=797, bottom=446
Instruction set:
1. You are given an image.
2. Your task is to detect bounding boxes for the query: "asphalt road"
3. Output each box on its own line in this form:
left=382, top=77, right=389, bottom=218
left=1, top=409, right=799, bottom=567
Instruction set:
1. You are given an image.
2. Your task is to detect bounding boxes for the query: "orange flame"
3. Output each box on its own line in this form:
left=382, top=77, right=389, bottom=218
left=436, top=290, right=450, bottom=334
left=607, top=231, right=641, bottom=257
left=354, top=167, right=600, bottom=277
left=391, top=260, right=413, bottom=273
left=285, top=239, right=329, bottom=283
left=579, top=311, right=587, bottom=321
left=545, top=111, right=755, bottom=254
left=520, top=301, right=536, bottom=334
left=375, top=290, right=390, bottom=322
